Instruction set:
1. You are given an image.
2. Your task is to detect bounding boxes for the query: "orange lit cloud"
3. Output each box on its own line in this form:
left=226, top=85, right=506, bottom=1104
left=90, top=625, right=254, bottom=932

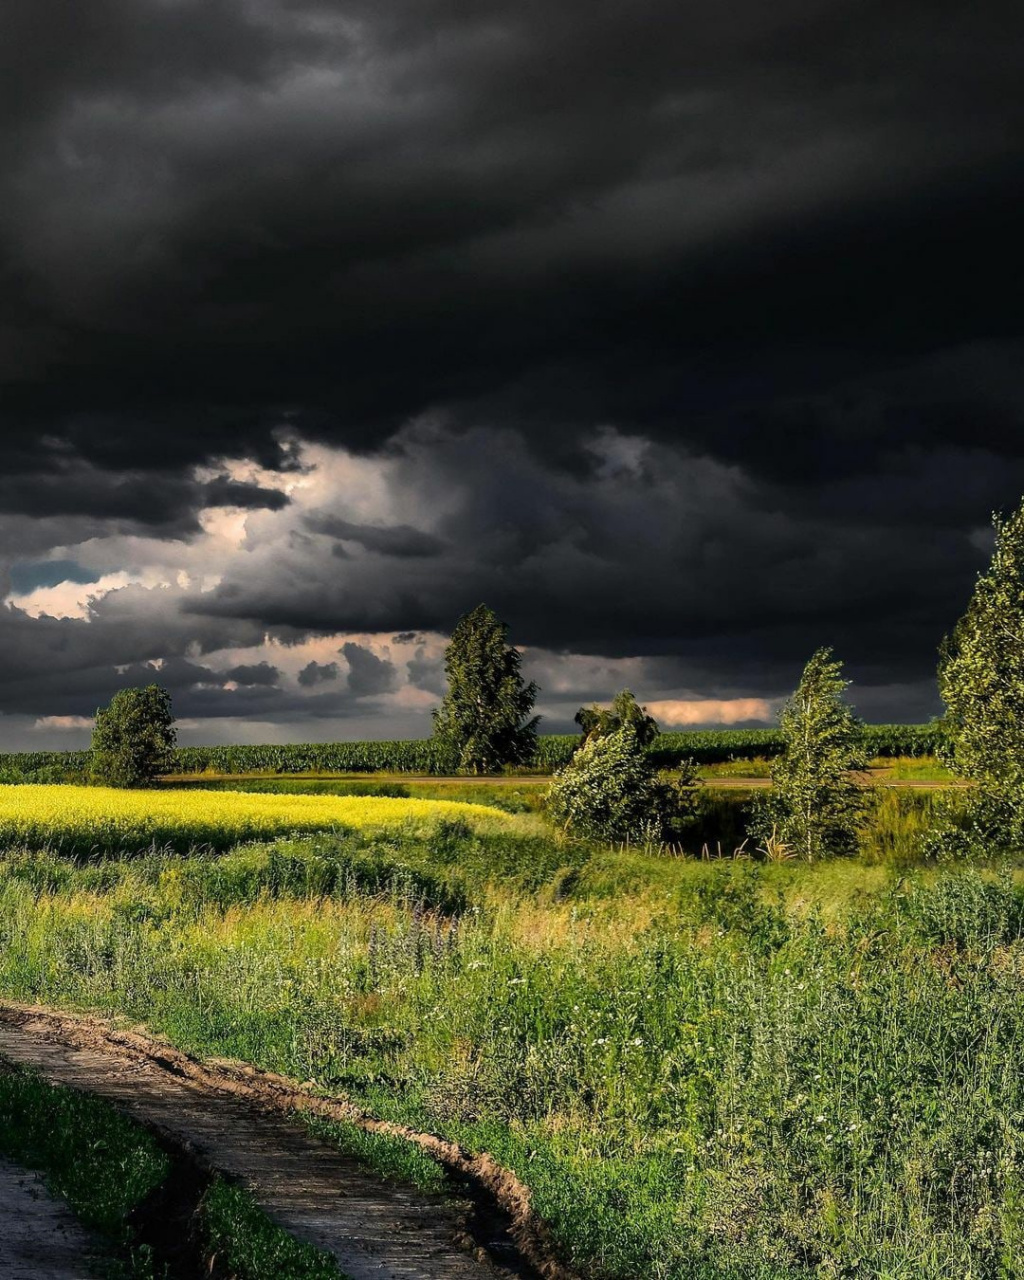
left=32, top=715, right=95, bottom=731
left=646, top=698, right=774, bottom=727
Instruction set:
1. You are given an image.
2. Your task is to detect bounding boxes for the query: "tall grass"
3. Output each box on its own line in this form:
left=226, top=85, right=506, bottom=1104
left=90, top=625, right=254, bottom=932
left=0, top=816, right=1020, bottom=1278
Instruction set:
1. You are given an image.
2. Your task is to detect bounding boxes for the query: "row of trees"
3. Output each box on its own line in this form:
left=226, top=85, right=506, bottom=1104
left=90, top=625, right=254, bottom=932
left=431, top=497, right=1024, bottom=859
left=427, top=602, right=863, bottom=855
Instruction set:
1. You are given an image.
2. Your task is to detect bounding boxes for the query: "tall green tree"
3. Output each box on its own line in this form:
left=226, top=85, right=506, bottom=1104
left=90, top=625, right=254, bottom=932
left=431, top=604, right=539, bottom=773
left=92, top=685, right=177, bottom=787
left=754, top=648, right=866, bottom=861
left=938, top=500, right=1024, bottom=843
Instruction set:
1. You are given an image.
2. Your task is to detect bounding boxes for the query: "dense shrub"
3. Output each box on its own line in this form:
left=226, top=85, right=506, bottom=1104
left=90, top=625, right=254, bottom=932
left=546, top=724, right=668, bottom=842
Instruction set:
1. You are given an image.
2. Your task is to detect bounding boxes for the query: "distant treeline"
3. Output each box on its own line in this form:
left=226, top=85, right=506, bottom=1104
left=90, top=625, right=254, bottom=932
left=0, top=723, right=945, bottom=782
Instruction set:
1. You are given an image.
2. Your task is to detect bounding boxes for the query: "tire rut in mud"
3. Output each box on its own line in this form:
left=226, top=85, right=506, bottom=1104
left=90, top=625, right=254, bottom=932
left=0, top=1004, right=577, bottom=1280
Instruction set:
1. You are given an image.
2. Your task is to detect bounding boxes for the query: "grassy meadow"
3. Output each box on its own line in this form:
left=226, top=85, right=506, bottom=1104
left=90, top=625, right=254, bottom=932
left=0, top=777, right=1020, bottom=1278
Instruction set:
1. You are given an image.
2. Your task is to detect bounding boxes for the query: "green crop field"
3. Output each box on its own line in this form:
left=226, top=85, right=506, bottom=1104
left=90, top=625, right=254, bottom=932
left=0, top=723, right=946, bottom=783
left=0, top=774, right=1019, bottom=1278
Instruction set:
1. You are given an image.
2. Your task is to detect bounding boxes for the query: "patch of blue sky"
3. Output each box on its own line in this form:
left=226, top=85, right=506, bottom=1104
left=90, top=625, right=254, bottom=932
left=8, top=559, right=99, bottom=595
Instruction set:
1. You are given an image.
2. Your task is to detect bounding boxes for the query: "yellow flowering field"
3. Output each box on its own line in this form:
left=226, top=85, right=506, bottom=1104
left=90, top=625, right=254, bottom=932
left=0, top=785, right=510, bottom=856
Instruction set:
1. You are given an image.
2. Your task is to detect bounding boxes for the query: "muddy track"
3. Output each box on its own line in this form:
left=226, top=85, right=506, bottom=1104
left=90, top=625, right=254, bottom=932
left=0, top=1003, right=580, bottom=1280
left=0, top=1159, right=101, bottom=1279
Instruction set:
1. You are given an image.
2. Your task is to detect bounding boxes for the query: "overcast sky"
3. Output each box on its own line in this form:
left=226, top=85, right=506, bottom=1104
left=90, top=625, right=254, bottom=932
left=1, top=0, right=1022, bottom=747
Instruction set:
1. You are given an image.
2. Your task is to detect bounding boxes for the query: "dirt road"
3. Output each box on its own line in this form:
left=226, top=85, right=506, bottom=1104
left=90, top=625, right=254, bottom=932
left=166, top=771, right=963, bottom=790
left=0, top=1160, right=100, bottom=1279
left=0, top=1005, right=572, bottom=1280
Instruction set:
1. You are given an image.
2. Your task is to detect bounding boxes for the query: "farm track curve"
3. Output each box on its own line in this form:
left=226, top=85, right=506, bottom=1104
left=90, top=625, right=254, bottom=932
left=0, top=1005, right=574, bottom=1280
left=0, top=1159, right=102, bottom=1279
left=163, top=771, right=965, bottom=789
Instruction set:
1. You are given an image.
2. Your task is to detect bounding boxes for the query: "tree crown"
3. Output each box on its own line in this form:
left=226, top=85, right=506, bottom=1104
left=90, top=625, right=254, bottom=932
left=939, top=501, right=1024, bottom=800
left=431, top=604, right=539, bottom=773
left=755, top=647, right=865, bottom=861
left=574, top=689, right=659, bottom=748
left=91, top=684, right=177, bottom=788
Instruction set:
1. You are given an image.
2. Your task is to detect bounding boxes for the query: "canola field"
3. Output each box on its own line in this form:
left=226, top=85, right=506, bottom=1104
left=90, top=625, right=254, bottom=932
left=0, top=785, right=509, bottom=856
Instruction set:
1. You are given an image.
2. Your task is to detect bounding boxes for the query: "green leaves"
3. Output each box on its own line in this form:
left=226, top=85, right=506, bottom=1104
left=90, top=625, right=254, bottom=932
left=574, top=690, right=660, bottom=748
left=939, top=501, right=1024, bottom=847
left=754, top=648, right=866, bottom=861
left=431, top=604, right=539, bottom=773
left=91, top=684, right=177, bottom=787
left=547, top=723, right=667, bottom=842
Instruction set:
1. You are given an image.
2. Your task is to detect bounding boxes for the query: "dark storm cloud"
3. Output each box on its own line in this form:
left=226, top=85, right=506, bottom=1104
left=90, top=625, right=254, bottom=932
left=4, top=0, right=1023, bottom=469
left=297, top=660, right=340, bottom=687
left=406, top=645, right=445, bottom=697
left=184, top=422, right=1013, bottom=713
left=223, top=662, right=281, bottom=686
left=0, top=444, right=290, bottom=533
left=0, top=602, right=373, bottom=729
left=1, top=0, right=1023, bottom=729
left=341, top=643, right=397, bottom=698
left=201, top=478, right=290, bottom=512
left=304, top=515, right=446, bottom=558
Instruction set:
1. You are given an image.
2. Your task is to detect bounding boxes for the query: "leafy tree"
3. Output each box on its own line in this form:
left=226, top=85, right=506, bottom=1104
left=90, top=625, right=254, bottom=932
left=91, top=685, right=177, bottom=787
left=547, top=723, right=666, bottom=843
left=431, top=604, right=539, bottom=773
left=753, top=648, right=866, bottom=861
left=550, top=691, right=700, bottom=843
left=574, top=689, right=659, bottom=747
left=938, top=500, right=1024, bottom=846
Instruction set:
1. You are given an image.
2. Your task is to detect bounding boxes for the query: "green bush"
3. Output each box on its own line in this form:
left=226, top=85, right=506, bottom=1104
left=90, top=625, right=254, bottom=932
left=547, top=725, right=671, bottom=842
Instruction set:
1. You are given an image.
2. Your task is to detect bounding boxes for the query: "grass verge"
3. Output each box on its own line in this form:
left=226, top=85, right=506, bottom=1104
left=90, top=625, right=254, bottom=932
left=202, top=1178, right=348, bottom=1280
left=1, top=794, right=1020, bottom=1277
